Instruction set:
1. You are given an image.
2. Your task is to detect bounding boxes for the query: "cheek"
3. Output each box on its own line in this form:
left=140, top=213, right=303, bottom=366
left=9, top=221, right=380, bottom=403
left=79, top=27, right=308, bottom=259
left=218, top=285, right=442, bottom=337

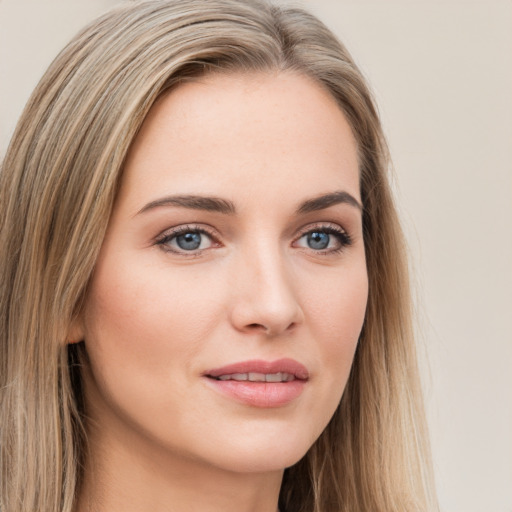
left=305, top=260, right=368, bottom=339
left=81, top=255, right=226, bottom=390
left=303, top=261, right=368, bottom=388
left=80, top=255, right=232, bottom=446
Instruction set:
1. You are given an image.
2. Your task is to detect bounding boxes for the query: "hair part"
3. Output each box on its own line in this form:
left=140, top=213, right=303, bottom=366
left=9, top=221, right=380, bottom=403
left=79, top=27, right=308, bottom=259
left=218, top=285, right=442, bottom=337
left=0, top=1, right=438, bottom=511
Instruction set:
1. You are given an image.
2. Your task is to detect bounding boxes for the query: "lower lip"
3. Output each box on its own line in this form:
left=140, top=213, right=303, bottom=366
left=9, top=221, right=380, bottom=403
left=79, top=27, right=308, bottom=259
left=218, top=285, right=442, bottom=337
left=204, top=378, right=306, bottom=408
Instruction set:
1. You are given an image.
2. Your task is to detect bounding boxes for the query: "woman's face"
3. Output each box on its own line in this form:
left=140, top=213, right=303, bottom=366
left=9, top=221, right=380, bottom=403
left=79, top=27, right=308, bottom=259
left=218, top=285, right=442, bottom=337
left=77, top=72, right=368, bottom=473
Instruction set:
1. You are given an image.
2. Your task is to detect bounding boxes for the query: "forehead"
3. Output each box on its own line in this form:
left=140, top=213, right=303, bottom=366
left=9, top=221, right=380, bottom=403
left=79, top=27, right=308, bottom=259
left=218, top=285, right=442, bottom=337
left=119, top=71, right=360, bottom=211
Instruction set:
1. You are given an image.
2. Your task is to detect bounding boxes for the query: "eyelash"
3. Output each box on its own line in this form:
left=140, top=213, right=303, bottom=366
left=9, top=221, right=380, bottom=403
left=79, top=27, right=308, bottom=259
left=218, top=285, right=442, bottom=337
left=294, top=223, right=352, bottom=255
left=155, top=223, right=352, bottom=256
left=155, top=224, right=219, bottom=256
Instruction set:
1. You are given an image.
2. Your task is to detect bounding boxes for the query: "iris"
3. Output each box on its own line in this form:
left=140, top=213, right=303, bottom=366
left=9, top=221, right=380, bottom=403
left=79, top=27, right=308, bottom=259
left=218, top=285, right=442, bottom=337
left=307, top=231, right=330, bottom=250
left=176, top=232, right=202, bottom=250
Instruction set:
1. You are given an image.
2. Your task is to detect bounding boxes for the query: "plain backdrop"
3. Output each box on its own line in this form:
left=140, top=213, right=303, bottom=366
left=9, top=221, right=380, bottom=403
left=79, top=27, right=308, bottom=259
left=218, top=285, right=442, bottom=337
left=1, top=1, right=511, bottom=511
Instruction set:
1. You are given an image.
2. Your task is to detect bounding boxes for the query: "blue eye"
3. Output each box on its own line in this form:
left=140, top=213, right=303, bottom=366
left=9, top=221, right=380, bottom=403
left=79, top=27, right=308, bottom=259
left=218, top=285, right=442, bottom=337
left=157, top=227, right=214, bottom=253
left=306, top=231, right=330, bottom=250
left=175, top=232, right=202, bottom=250
left=296, top=226, right=351, bottom=253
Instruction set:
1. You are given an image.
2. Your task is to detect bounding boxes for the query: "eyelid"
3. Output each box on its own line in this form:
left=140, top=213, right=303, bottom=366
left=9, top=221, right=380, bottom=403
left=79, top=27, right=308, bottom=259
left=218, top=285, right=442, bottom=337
left=155, top=224, right=221, bottom=255
left=293, top=222, right=352, bottom=253
left=153, top=221, right=352, bottom=257
left=294, top=221, right=350, bottom=240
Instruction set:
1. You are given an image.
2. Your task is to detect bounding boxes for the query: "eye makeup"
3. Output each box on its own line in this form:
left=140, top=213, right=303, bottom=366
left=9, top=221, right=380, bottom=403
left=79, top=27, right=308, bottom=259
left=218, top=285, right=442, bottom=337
left=154, top=220, right=352, bottom=258
left=155, top=224, right=220, bottom=255
left=293, top=222, right=352, bottom=255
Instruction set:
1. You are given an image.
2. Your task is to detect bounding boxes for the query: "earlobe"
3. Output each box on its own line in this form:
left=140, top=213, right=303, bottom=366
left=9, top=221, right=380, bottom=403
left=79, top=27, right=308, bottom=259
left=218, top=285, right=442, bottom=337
left=66, top=317, right=85, bottom=344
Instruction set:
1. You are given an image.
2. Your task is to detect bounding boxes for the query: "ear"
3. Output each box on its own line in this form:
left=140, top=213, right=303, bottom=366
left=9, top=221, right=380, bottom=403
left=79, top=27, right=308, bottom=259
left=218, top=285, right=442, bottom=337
left=66, top=315, right=85, bottom=344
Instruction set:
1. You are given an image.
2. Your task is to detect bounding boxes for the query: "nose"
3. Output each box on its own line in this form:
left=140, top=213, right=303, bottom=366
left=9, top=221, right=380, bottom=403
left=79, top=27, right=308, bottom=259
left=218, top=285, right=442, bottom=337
left=228, top=242, right=304, bottom=337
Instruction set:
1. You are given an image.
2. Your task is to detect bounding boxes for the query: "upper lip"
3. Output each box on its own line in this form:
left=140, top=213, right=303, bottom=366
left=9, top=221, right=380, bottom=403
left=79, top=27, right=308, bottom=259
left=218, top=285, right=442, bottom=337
left=204, top=358, right=309, bottom=380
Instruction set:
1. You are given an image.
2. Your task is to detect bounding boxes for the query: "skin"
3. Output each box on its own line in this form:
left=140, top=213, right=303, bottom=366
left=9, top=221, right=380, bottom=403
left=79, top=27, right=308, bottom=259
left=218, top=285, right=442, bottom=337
left=72, top=71, right=368, bottom=512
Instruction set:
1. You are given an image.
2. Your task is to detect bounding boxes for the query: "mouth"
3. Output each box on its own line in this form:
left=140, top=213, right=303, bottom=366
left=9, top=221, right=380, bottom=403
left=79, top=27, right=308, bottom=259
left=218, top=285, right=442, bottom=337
left=203, top=358, right=309, bottom=408
left=210, top=372, right=297, bottom=382
left=204, top=358, right=309, bottom=380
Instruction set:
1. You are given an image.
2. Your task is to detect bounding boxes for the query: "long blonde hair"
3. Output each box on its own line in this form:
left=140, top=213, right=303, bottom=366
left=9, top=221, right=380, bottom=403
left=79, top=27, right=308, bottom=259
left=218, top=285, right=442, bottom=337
left=0, top=1, right=438, bottom=511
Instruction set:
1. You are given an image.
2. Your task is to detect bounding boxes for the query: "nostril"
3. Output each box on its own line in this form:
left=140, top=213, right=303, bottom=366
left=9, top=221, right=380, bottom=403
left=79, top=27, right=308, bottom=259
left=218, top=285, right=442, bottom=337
left=245, top=321, right=297, bottom=336
left=246, top=323, right=270, bottom=334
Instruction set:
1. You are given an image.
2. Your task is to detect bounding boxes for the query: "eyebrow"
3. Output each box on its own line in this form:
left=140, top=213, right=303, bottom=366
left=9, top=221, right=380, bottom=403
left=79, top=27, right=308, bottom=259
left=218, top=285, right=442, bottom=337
left=296, top=191, right=362, bottom=214
left=137, top=195, right=236, bottom=215
left=136, top=190, right=362, bottom=216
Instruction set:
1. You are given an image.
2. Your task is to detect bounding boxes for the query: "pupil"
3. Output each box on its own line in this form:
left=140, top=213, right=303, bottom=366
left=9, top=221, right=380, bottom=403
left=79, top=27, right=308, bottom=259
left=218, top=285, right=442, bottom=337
left=308, top=231, right=329, bottom=250
left=177, top=232, right=201, bottom=250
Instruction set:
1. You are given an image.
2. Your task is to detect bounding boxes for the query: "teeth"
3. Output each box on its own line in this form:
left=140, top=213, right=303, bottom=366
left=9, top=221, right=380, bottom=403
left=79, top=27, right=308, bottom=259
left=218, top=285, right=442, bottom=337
left=248, top=372, right=266, bottom=381
left=215, top=372, right=295, bottom=382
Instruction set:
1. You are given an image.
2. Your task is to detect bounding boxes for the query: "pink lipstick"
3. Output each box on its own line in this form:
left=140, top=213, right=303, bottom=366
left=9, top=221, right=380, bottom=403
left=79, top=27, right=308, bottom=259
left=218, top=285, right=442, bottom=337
left=203, top=358, right=309, bottom=408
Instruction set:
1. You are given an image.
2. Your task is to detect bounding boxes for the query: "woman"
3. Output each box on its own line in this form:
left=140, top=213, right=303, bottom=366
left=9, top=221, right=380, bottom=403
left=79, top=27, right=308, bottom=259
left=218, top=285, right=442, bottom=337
left=0, top=1, right=438, bottom=511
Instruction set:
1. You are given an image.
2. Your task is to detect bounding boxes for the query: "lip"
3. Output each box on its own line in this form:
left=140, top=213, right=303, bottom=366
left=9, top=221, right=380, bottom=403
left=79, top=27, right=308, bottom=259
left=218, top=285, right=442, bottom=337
left=205, top=358, right=309, bottom=380
left=203, top=358, right=309, bottom=408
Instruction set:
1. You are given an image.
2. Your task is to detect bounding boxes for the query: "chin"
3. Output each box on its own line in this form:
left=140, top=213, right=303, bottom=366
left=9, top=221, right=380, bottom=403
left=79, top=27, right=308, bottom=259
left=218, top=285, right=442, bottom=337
left=192, top=423, right=320, bottom=474
left=214, top=449, right=307, bottom=474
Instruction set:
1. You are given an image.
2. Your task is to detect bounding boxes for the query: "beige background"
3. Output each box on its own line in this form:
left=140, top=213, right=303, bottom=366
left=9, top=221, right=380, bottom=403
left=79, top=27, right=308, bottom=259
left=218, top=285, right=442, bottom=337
left=1, top=1, right=511, bottom=510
